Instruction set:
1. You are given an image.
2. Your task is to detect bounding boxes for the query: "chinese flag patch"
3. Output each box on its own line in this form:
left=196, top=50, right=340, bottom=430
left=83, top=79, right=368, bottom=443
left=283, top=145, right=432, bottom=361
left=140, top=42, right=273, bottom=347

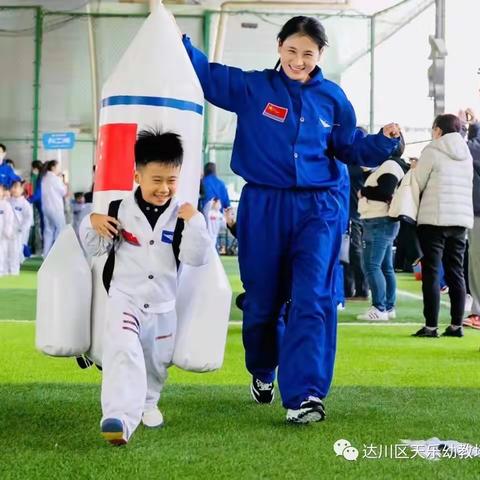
left=262, top=102, right=288, bottom=123
left=94, top=123, right=138, bottom=192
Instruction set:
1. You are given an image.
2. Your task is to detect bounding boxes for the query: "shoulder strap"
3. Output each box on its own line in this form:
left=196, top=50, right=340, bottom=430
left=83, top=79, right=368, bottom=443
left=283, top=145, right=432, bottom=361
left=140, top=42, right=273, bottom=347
left=172, top=218, right=185, bottom=269
left=102, top=200, right=122, bottom=293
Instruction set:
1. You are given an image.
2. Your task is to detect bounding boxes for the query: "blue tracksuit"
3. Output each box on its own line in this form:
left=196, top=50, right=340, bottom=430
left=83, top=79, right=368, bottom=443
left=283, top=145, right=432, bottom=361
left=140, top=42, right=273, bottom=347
left=183, top=36, right=397, bottom=408
left=0, top=162, right=21, bottom=188
left=201, top=174, right=231, bottom=210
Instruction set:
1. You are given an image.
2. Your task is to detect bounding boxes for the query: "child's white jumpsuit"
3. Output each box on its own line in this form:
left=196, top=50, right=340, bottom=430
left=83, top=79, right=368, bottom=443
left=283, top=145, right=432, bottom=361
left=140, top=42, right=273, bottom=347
left=80, top=194, right=210, bottom=439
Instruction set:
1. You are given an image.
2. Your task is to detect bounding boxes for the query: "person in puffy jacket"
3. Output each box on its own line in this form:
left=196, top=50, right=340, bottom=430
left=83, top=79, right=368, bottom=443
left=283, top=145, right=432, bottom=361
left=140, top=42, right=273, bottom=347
left=412, top=114, right=473, bottom=338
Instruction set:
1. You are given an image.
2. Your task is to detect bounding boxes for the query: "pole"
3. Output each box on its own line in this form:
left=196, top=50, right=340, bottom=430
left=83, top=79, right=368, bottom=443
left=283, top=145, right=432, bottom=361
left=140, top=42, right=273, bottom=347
left=33, top=7, right=43, bottom=161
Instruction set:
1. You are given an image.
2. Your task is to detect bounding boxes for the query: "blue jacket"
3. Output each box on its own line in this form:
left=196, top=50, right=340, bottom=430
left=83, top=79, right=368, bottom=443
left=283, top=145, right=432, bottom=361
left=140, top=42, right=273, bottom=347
left=0, top=162, right=21, bottom=188
left=201, top=174, right=231, bottom=210
left=183, top=36, right=397, bottom=189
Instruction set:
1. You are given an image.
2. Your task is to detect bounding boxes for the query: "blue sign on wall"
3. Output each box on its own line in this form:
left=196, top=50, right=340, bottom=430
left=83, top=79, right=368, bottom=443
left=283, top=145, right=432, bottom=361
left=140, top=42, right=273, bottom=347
left=42, top=132, right=76, bottom=150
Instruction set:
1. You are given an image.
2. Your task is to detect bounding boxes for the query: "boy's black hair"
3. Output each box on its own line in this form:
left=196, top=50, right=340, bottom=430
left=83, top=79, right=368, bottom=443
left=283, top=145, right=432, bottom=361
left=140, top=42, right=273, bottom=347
left=74, top=191, right=85, bottom=200
left=0, top=144, right=6, bottom=152
left=31, top=160, right=43, bottom=170
left=135, top=128, right=183, bottom=168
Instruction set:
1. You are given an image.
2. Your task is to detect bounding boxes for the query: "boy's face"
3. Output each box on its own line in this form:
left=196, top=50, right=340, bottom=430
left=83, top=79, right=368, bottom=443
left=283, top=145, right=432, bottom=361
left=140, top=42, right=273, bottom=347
left=11, top=183, right=23, bottom=198
left=134, top=162, right=180, bottom=206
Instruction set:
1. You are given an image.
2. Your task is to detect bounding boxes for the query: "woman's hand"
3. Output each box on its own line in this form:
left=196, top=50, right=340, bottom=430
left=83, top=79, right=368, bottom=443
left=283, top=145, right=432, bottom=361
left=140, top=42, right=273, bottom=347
left=382, top=123, right=401, bottom=139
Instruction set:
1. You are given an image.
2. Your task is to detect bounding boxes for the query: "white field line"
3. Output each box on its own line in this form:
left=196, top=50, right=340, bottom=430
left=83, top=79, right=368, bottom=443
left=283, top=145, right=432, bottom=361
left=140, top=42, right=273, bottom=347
left=0, top=319, right=421, bottom=327
left=397, top=289, right=450, bottom=307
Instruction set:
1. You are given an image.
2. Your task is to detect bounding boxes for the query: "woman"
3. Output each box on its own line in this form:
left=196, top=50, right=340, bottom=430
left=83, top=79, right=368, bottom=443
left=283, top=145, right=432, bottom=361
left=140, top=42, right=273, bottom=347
left=40, top=160, right=67, bottom=256
left=412, top=114, right=473, bottom=338
left=357, top=134, right=409, bottom=321
left=182, top=16, right=400, bottom=423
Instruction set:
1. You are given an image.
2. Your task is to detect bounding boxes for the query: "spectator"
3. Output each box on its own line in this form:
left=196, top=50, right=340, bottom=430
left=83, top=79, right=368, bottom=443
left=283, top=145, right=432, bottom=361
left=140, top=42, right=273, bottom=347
left=201, top=162, right=230, bottom=211
left=463, top=108, right=480, bottom=329
left=412, top=114, right=473, bottom=338
left=344, top=161, right=369, bottom=299
left=41, top=160, right=67, bottom=256
left=357, top=133, right=409, bottom=320
left=0, top=144, right=21, bottom=188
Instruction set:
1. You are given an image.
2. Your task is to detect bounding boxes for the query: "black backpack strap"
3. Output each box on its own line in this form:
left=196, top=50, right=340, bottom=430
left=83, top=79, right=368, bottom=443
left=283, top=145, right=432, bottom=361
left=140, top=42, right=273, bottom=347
left=172, top=218, right=185, bottom=269
left=102, top=199, right=122, bottom=293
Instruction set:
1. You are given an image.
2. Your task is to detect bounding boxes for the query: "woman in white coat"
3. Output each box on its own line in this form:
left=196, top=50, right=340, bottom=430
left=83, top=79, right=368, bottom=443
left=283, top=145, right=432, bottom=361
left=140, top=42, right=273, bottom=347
left=41, top=160, right=67, bottom=256
left=412, top=114, right=474, bottom=338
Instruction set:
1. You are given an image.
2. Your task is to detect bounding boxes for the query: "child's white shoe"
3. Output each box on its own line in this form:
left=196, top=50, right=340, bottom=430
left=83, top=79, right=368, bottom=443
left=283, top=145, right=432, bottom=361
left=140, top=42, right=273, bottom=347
left=142, top=407, right=164, bottom=428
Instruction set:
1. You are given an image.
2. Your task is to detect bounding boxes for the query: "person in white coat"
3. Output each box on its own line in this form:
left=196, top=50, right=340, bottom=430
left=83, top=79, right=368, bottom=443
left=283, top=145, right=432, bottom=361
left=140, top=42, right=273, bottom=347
left=0, top=183, right=15, bottom=276
left=40, top=160, right=67, bottom=257
left=80, top=129, right=211, bottom=446
left=412, top=114, right=473, bottom=338
left=7, top=180, right=33, bottom=275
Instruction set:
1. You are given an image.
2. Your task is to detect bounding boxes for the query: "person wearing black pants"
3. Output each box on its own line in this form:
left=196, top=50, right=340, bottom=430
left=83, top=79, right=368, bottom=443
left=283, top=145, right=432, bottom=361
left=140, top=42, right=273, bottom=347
left=417, top=226, right=467, bottom=330
left=344, top=163, right=369, bottom=299
left=412, top=113, right=473, bottom=338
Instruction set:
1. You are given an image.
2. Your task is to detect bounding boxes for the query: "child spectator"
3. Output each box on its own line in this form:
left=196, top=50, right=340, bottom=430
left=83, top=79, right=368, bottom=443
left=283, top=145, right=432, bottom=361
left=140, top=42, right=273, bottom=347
left=0, top=184, right=15, bottom=276
left=7, top=181, right=33, bottom=274
left=80, top=128, right=210, bottom=445
left=71, top=192, right=90, bottom=236
left=203, top=197, right=225, bottom=248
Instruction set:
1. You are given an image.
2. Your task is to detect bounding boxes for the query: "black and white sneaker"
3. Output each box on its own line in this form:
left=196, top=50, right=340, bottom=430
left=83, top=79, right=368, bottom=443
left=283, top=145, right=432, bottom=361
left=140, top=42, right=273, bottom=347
left=250, top=377, right=275, bottom=404
left=286, top=396, right=326, bottom=424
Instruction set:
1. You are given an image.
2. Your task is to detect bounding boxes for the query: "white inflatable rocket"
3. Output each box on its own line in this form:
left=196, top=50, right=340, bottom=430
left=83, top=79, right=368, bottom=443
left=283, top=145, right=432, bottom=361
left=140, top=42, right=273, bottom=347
left=36, top=4, right=232, bottom=372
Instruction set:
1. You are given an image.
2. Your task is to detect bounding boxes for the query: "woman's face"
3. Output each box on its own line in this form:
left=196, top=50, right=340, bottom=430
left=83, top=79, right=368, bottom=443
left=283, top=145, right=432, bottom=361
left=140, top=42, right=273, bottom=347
left=278, top=34, right=323, bottom=83
left=432, top=126, right=442, bottom=139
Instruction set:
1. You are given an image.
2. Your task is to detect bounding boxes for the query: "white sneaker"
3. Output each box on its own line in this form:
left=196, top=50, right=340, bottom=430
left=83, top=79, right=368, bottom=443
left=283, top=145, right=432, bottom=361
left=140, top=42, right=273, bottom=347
left=142, top=407, right=164, bottom=428
left=387, top=308, right=396, bottom=320
left=286, top=396, right=326, bottom=424
left=465, top=294, right=473, bottom=313
left=357, top=306, right=389, bottom=321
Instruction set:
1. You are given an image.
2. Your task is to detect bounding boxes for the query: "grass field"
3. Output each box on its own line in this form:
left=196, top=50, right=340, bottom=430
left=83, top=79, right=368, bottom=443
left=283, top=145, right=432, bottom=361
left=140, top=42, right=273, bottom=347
left=1, top=257, right=480, bottom=479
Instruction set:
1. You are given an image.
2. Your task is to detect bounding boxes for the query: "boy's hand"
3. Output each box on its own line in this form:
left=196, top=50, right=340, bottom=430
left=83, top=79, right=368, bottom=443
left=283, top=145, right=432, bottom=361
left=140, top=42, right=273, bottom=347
left=178, top=203, right=197, bottom=222
left=90, top=213, right=120, bottom=239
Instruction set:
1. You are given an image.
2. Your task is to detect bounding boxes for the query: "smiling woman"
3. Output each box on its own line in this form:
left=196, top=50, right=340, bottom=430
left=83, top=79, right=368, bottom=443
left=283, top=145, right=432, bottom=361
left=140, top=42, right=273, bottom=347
left=275, top=16, right=328, bottom=84
left=180, top=14, right=400, bottom=425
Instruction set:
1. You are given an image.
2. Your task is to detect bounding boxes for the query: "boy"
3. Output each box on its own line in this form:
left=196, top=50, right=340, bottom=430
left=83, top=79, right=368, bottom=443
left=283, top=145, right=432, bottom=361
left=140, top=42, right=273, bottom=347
left=80, top=129, right=211, bottom=445
left=8, top=181, right=33, bottom=275
left=203, top=197, right=224, bottom=248
left=0, top=184, right=14, bottom=276
left=71, top=192, right=91, bottom=236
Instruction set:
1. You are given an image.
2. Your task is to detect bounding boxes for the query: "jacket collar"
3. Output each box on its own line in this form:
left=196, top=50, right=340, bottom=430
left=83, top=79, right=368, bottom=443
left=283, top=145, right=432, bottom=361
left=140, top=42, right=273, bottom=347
left=278, top=65, right=324, bottom=88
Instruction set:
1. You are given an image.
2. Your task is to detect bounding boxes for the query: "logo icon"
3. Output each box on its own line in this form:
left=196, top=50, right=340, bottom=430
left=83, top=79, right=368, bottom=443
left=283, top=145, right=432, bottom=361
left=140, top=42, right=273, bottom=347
left=334, top=439, right=359, bottom=461
left=161, top=230, right=174, bottom=244
left=319, top=118, right=331, bottom=128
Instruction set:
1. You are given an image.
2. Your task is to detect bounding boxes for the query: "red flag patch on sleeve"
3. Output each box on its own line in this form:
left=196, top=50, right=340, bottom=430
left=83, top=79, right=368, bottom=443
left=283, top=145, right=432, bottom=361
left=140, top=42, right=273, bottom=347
left=94, top=123, right=138, bottom=192
left=262, top=103, right=288, bottom=123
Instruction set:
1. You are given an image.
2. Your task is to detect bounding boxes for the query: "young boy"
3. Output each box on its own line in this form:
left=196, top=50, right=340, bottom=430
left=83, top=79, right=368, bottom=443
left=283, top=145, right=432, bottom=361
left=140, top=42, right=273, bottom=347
left=0, top=184, right=15, bottom=276
left=8, top=181, right=33, bottom=274
left=71, top=192, right=90, bottom=236
left=203, top=197, right=224, bottom=248
left=80, top=129, right=210, bottom=445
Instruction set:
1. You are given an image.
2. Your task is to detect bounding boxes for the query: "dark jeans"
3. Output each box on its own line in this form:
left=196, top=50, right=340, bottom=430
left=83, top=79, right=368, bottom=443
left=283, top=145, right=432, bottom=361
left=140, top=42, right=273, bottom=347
left=417, top=225, right=467, bottom=327
left=344, top=219, right=369, bottom=297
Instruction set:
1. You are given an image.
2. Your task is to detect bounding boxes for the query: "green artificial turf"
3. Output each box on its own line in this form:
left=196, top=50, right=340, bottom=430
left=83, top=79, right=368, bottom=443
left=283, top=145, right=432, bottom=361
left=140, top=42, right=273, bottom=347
left=1, top=257, right=480, bottom=479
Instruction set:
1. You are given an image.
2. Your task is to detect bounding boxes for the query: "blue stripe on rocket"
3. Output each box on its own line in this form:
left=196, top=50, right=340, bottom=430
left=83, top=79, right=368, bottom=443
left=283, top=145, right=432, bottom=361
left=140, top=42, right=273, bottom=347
left=102, top=95, right=203, bottom=115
